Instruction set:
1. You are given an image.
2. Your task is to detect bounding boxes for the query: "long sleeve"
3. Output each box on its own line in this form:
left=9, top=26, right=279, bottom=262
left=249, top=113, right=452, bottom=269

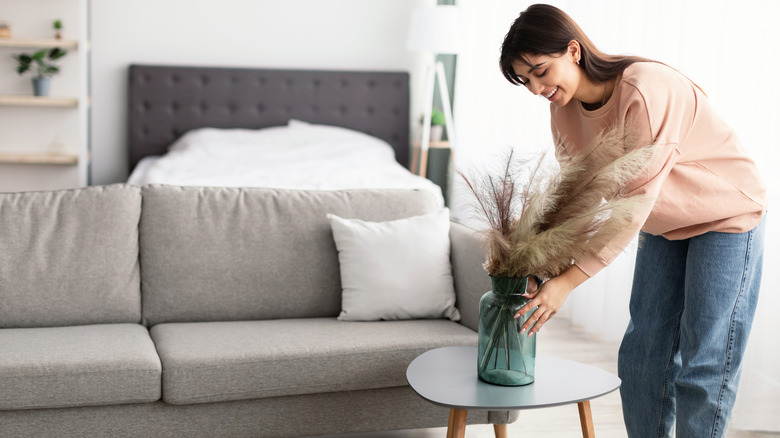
left=550, top=62, right=765, bottom=278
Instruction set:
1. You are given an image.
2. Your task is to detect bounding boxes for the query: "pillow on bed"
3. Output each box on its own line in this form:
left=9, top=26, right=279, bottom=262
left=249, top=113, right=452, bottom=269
left=327, top=209, right=460, bottom=321
left=166, top=119, right=394, bottom=163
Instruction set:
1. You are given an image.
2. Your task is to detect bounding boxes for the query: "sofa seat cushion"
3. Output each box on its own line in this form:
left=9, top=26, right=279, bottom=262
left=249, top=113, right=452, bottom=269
left=0, top=324, right=162, bottom=410
left=150, top=318, right=477, bottom=405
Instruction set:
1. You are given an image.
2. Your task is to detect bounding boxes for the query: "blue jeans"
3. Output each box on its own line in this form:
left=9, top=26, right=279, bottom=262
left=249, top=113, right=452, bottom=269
left=618, top=215, right=766, bottom=438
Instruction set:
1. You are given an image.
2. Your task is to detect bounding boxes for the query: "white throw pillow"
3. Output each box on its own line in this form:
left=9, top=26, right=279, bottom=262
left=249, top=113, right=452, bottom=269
left=327, top=209, right=460, bottom=321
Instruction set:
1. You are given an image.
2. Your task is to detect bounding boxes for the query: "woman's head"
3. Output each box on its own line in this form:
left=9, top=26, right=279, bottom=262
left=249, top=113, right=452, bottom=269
left=500, top=4, right=645, bottom=91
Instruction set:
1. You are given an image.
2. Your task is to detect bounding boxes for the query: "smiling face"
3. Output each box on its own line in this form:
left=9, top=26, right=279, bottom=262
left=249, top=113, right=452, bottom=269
left=509, top=40, right=614, bottom=110
left=509, top=39, right=594, bottom=106
left=511, top=49, right=583, bottom=107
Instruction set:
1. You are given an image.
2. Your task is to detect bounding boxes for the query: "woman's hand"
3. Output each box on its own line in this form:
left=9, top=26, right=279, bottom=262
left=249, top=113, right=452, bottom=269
left=514, top=265, right=589, bottom=336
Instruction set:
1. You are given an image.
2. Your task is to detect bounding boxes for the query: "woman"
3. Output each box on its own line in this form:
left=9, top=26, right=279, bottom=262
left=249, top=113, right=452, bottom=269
left=502, top=4, right=766, bottom=437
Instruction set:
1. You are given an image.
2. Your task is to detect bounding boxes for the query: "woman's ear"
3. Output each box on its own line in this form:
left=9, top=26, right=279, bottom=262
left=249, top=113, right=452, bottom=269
left=568, top=40, right=581, bottom=64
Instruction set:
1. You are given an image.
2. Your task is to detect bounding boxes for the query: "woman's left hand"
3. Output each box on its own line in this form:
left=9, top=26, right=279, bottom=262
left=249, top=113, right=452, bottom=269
left=514, top=265, right=588, bottom=336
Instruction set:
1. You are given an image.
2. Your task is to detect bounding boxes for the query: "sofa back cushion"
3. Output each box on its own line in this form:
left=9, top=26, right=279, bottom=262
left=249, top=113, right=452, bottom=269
left=0, top=184, right=142, bottom=328
left=140, top=185, right=440, bottom=326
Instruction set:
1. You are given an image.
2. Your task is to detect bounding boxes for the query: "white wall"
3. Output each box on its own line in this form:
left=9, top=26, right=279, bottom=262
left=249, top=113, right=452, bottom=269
left=90, top=0, right=432, bottom=184
left=0, top=0, right=88, bottom=192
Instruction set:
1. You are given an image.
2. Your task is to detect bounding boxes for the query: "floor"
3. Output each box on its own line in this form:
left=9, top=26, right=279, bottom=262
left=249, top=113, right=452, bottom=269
left=316, top=317, right=779, bottom=438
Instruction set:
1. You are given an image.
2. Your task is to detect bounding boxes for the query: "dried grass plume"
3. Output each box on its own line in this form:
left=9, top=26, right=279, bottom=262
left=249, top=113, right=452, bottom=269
left=460, top=125, right=653, bottom=279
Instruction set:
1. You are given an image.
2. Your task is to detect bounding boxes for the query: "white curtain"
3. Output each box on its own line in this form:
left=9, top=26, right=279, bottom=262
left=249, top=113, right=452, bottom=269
left=451, top=0, right=780, bottom=432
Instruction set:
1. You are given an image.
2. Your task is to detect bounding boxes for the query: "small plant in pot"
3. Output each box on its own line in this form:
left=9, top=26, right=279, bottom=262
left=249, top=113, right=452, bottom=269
left=419, top=108, right=446, bottom=142
left=53, top=19, right=63, bottom=39
left=12, top=48, right=67, bottom=96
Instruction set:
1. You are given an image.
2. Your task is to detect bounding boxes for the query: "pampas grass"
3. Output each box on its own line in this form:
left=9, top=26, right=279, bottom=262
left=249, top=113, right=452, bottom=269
left=460, top=125, right=652, bottom=279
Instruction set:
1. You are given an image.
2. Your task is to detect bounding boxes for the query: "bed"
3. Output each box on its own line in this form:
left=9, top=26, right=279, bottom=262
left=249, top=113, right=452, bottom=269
left=126, top=64, right=442, bottom=202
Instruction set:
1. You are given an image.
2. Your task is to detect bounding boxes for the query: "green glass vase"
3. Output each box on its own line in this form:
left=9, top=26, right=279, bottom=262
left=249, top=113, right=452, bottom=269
left=477, top=275, right=536, bottom=386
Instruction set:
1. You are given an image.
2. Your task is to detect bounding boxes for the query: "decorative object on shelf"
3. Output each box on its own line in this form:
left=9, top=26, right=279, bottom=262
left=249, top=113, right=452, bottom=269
left=478, top=275, right=535, bottom=385
left=419, top=107, right=446, bottom=142
left=53, top=19, right=62, bottom=39
left=0, top=22, right=11, bottom=39
left=407, top=5, right=460, bottom=175
left=460, top=125, right=654, bottom=385
left=12, top=47, right=67, bottom=96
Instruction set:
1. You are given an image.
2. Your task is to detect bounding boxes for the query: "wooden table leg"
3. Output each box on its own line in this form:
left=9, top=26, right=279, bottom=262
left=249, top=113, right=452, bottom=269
left=578, top=400, right=596, bottom=438
left=447, top=408, right=468, bottom=438
left=493, top=423, right=508, bottom=438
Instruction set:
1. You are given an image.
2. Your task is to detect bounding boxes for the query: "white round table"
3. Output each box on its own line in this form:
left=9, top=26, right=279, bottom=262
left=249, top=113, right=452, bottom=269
left=406, top=346, right=621, bottom=438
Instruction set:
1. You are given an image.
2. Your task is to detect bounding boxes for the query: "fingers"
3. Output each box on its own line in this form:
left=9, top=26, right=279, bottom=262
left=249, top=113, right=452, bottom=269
left=514, top=296, right=535, bottom=318
left=518, top=276, right=542, bottom=305
left=513, top=276, right=569, bottom=336
left=520, top=307, right=553, bottom=336
left=514, top=298, right=555, bottom=336
left=515, top=276, right=584, bottom=336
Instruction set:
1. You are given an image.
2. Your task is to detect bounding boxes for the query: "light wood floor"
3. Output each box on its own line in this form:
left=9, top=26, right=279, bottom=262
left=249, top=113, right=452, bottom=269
left=316, top=317, right=778, bottom=438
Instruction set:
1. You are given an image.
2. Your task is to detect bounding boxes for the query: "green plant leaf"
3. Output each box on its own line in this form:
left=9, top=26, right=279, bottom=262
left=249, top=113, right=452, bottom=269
left=12, top=54, right=32, bottom=75
left=418, top=108, right=447, bottom=126
left=48, top=48, right=67, bottom=60
left=430, top=109, right=446, bottom=126
left=12, top=48, right=67, bottom=78
left=12, top=47, right=67, bottom=78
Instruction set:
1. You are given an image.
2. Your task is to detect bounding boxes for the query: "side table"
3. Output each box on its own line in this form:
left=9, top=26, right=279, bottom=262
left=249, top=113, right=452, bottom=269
left=406, top=346, right=621, bottom=438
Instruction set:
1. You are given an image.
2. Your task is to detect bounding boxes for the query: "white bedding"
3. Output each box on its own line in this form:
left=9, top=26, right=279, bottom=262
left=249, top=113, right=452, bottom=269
left=128, top=120, right=443, bottom=205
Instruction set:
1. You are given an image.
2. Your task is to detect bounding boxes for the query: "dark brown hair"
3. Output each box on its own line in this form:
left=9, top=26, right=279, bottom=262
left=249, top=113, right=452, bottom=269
left=499, top=4, right=650, bottom=86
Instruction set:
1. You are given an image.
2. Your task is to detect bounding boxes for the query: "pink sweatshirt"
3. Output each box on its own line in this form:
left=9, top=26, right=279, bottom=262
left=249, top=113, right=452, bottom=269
left=550, top=62, right=766, bottom=277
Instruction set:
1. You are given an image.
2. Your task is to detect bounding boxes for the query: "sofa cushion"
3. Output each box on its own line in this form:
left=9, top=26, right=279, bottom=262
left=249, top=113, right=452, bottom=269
left=0, top=324, right=161, bottom=410
left=150, top=318, right=477, bottom=405
left=140, top=186, right=440, bottom=325
left=0, top=184, right=142, bottom=328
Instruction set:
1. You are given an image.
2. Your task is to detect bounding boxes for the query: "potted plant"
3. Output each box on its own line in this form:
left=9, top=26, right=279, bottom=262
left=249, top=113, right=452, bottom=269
left=419, top=108, right=446, bottom=142
left=12, top=48, right=67, bottom=96
left=459, top=125, right=653, bottom=386
left=53, top=19, right=63, bottom=39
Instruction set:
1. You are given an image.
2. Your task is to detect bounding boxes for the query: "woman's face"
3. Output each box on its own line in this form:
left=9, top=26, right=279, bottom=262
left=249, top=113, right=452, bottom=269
left=511, top=50, right=583, bottom=107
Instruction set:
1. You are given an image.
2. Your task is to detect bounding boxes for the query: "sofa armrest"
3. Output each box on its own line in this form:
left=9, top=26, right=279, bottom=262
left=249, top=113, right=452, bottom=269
left=449, top=221, right=490, bottom=332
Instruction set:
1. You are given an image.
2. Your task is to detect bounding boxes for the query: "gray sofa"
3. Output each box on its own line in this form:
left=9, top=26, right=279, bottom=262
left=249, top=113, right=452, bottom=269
left=0, top=184, right=516, bottom=438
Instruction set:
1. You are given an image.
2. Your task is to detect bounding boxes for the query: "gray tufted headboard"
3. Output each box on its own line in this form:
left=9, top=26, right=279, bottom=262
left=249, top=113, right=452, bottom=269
left=127, top=65, right=411, bottom=172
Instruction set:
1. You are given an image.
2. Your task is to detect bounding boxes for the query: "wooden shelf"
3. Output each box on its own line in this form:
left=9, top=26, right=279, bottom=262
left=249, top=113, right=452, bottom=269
left=0, top=37, right=78, bottom=49
left=0, top=151, right=78, bottom=165
left=0, top=95, right=78, bottom=107
left=412, top=140, right=451, bottom=149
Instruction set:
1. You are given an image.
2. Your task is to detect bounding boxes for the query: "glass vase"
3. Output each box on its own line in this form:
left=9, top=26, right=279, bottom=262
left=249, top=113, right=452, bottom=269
left=477, top=275, right=536, bottom=386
